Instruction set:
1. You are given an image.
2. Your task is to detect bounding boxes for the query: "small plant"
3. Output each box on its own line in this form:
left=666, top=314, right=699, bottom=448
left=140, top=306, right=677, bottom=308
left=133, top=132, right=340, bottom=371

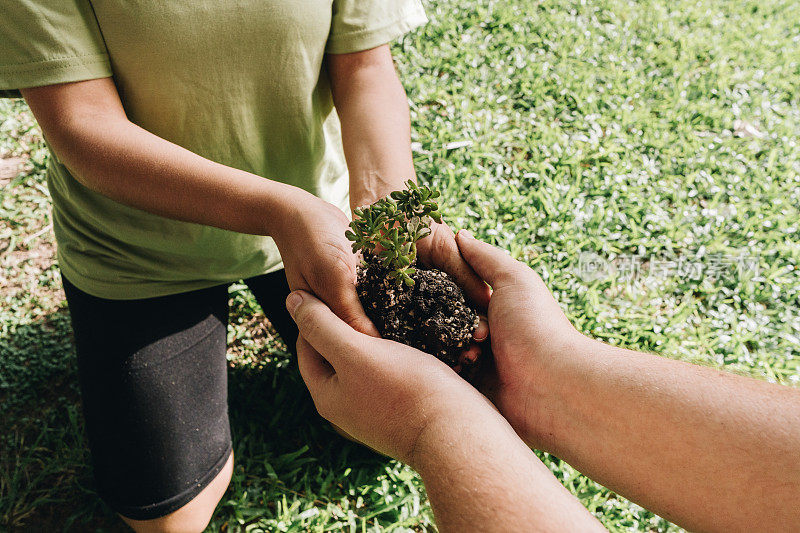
left=347, top=181, right=480, bottom=374
left=345, top=180, right=442, bottom=287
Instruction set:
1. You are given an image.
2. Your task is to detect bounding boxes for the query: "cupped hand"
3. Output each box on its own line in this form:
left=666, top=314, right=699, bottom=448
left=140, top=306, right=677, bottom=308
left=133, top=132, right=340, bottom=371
left=286, top=289, right=495, bottom=466
left=455, top=230, right=583, bottom=447
left=273, top=192, right=378, bottom=337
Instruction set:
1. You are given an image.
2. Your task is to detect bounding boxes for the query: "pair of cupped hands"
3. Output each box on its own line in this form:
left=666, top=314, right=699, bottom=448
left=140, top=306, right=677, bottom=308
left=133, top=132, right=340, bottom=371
left=274, top=197, right=575, bottom=468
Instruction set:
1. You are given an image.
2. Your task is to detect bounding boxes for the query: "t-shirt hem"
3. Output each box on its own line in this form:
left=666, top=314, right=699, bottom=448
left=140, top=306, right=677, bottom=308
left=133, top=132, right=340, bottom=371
left=59, top=258, right=286, bottom=301
left=325, top=4, right=428, bottom=54
left=0, top=53, right=112, bottom=98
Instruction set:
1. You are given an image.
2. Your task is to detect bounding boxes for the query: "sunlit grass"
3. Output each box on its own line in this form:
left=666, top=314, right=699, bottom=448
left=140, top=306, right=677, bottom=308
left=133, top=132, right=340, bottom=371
left=2, top=0, right=798, bottom=530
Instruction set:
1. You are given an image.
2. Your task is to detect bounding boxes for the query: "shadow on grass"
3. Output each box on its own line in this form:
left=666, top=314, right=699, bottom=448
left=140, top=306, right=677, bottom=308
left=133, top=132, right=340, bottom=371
left=1, top=311, right=392, bottom=532
left=0, top=311, right=111, bottom=532
left=219, top=361, right=394, bottom=529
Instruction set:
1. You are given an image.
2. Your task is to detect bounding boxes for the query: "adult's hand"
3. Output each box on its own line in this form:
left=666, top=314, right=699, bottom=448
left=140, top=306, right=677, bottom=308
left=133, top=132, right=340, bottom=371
left=455, top=230, right=580, bottom=446
left=273, top=192, right=378, bottom=337
left=286, top=289, right=604, bottom=532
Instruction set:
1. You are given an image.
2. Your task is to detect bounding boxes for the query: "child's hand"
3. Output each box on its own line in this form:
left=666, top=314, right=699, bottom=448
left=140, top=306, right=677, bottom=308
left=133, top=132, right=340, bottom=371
left=273, top=193, right=379, bottom=337
left=416, top=221, right=491, bottom=311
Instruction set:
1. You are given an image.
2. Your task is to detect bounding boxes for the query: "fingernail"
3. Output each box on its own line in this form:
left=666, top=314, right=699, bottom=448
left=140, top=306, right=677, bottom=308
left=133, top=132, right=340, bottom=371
left=459, top=229, right=474, bottom=239
left=285, top=291, right=303, bottom=316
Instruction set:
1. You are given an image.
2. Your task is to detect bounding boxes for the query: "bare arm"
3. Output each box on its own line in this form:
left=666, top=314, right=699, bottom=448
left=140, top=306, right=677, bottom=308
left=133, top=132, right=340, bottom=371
left=540, top=339, right=800, bottom=532
left=412, top=408, right=604, bottom=532
left=327, top=46, right=491, bottom=309
left=457, top=231, right=800, bottom=532
left=22, top=78, right=304, bottom=236
left=326, top=44, right=414, bottom=210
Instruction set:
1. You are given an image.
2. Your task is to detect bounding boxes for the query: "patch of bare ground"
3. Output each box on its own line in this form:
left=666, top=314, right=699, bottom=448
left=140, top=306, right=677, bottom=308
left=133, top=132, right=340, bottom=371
left=0, top=193, right=63, bottom=316
left=0, top=156, right=27, bottom=187
left=227, top=307, right=288, bottom=369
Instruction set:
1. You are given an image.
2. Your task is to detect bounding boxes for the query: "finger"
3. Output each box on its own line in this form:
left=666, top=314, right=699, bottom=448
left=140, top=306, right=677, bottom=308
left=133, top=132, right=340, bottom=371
left=312, top=254, right=380, bottom=337
left=296, top=335, right=336, bottom=394
left=296, top=336, right=342, bottom=422
left=326, top=280, right=381, bottom=337
left=287, top=290, right=370, bottom=367
left=455, top=230, right=526, bottom=289
left=473, top=316, right=489, bottom=342
left=460, top=343, right=481, bottom=366
left=422, top=224, right=491, bottom=309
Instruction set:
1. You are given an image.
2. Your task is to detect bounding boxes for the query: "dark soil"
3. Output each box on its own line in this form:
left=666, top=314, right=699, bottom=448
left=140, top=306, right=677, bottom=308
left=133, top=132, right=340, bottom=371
left=357, top=258, right=480, bottom=373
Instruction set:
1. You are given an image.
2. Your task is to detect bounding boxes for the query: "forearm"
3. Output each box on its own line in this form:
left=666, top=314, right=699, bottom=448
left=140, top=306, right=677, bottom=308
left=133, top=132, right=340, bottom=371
left=534, top=335, right=800, bottom=531
left=412, top=406, right=603, bottom=532
left=327, top=45, right=416, bottom=210
left=23, top=81, right=309, bottom=237
left=58, top=118, right=303, bottom=235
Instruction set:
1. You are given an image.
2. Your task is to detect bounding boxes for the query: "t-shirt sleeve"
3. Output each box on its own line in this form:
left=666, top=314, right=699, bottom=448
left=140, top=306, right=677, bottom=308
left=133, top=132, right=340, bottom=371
left=326, top=0, right=428, bottom=54
left=0, top=0, right=112, bottom=98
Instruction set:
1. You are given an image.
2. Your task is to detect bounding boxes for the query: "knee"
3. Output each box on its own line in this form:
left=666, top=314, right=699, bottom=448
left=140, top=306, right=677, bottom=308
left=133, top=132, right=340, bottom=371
left=125, top=511, right=213, bottom=533
left=123, top=452, right=234, bottom=533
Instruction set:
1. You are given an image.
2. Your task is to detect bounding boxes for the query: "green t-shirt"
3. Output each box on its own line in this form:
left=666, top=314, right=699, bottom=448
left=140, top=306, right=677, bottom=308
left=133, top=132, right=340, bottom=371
left=0, top=0, right=426, bottom=299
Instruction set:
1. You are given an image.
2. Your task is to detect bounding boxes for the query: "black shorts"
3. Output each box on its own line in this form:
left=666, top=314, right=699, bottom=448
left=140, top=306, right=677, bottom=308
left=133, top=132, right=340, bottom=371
left=62, top=271, right=297, bottom=520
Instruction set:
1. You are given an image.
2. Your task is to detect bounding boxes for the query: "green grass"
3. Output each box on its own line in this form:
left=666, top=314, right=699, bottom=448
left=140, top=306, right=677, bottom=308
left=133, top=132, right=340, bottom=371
left=2, top=0, right=799, bottom=530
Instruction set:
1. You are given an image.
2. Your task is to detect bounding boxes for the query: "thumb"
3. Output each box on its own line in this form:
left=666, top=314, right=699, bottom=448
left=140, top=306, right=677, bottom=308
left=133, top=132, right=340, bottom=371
left=286, top=290, right=369, bottom=367
left=296, top=335, right=336, bottom=399
left=455, top=230, right=525, bottom=289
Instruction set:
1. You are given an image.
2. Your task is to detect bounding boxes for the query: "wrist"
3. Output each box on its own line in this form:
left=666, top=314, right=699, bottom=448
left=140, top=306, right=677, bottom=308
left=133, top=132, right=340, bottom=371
left=266, top=185, right=317, bottom=243
left=407, top=393, right=508, bottom=472
left=349, top=172, right=414, bottom=212
left=519, top=331, right=602, bottom=450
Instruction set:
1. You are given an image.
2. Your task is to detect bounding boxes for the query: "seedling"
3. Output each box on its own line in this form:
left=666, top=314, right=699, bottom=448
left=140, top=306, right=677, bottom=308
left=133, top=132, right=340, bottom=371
left=346, top=180, right=442, bottom=287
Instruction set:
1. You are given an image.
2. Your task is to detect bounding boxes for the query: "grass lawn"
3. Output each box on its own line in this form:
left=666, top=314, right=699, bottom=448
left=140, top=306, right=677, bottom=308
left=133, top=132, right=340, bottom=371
left=2, top=0, right=799, bottom=530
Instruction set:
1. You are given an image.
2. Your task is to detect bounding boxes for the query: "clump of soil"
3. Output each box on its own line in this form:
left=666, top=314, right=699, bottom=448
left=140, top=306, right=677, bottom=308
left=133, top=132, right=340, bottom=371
left=347, top=180, right=482, bottom=375
left=357, top=257, right=480, bottom=371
